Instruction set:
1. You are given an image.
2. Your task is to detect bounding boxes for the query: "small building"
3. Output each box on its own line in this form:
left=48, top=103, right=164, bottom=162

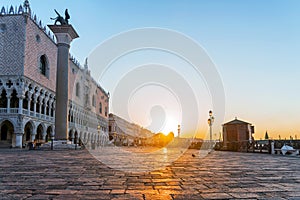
left=222, top=118, right=254, bottom=151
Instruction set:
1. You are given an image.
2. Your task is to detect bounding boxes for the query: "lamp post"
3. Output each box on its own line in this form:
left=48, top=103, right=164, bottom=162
left=207, top=110, right=214, bottom=143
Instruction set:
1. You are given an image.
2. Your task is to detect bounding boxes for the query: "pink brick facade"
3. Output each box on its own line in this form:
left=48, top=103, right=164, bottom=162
left=69, top=61, right=109, bottom=120
left=24, top=18, right=57, bottom=91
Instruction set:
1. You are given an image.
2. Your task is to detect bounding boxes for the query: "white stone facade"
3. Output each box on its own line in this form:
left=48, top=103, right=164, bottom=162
left=0, top=2, right=109, bottom=148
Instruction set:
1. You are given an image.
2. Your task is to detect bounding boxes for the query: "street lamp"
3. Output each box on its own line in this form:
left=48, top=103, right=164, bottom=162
left=207, top=110, right=214, bottom=143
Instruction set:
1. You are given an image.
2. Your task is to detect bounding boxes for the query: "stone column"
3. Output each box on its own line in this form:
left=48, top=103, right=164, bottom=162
left=48, top=25, right=79, bottom=140
left=27, top=92, right=32, bottom=114
left=6, top=93, right=11, bottom=113
left=33, top=95, right=38, bottom=116
left=38, top=101, right=42, bottom=116
left=48, top=99, right=53, bottom=117
left=42, top=130, right=47, bottom=142
left=39, top=94, right=44, bottom=115
left=53, top=102, right=56, bottom=118
left=30, top=134, right=35, bottom=142
left=15, top=133, right=23, bottom=148
left=18, top=94, right=24, bottom=114
left=44, top=103, right=48, bottom=117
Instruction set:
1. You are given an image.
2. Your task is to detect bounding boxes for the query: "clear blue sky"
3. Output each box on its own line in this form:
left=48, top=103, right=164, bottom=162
left=2, top=0, right=300, bottom=139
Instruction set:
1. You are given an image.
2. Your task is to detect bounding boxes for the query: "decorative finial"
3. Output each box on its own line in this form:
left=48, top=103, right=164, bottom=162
left=0, top=7, right=5, bottom=15
left=84, top=58, right=88, bottom=69
left=23, top=0, right=31, bottom=14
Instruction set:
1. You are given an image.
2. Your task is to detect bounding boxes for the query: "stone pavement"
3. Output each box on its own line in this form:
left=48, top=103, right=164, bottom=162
left=0, top=147, right=299, bottom=200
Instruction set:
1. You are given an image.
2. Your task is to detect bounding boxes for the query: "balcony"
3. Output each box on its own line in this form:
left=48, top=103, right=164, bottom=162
left=0, top=108, right=54, bottom=122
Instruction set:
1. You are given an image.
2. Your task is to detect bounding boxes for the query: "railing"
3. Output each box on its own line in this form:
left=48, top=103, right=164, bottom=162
left=0, top=108, right=18, bottom=114
left=30, top=111, right=35, bottom=117
left=10, top=108, right=19, bottom=114
left=22, top=109, right=29, bottom=115
left=0, top=107, right=54, bottom=122
left=0, top=108, right=7, bottom=113
left=215, top=139, right=300, bottom=154
left=215, top=140, right=271, bottom=153
left=36, top=113, right=40, bottom=118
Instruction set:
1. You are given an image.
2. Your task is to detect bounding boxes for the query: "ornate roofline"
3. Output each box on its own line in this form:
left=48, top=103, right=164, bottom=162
left=0, top=1, right=56, bottom=43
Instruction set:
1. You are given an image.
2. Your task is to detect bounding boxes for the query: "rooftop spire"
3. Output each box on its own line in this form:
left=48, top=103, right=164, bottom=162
left=84, top=58, right=88, bottom=69
left=23, top=0, right=31, bottom=14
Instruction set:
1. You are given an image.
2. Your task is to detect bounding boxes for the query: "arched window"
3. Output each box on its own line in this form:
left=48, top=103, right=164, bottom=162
left=39, top=55, right=49, bottom=78
left=23, top=92, right=29, bottom=109
left=10, top=89, right=18, bottom=108
left=0, top=89, right=7, bottom=108
left=76, top=82, right=80, bottom=97
left=105, top=106, right=108, bottom=117
left=92, top=95, right=96, bottom=107
left=99, top=102, right=102, bottom=114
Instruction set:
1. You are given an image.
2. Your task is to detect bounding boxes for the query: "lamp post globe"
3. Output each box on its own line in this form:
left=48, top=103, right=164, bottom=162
left=208, top=110, right=214, bottom=143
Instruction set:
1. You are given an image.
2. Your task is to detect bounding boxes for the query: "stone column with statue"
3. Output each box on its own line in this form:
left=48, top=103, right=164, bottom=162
left=48, top=9, right=79, bottom=140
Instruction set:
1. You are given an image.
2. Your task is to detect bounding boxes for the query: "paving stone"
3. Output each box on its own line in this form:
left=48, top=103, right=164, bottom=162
left=201, top=192, right=233, bottom=199
left=0, top=148, right=299, bottom=199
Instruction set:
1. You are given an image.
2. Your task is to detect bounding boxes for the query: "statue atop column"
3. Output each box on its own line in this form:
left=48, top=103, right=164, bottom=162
left=50, top=9, right=70, bottom=25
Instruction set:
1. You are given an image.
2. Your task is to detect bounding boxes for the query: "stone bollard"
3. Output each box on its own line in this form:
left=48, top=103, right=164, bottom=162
left=271, top=141, right=275, bottom=154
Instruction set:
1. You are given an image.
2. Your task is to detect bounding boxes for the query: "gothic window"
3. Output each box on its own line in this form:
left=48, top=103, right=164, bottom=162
left=50, top=102, right=54, bottom=117
left=92, top=95, right=96, bottom=107
left=76, top=82, right=80, bottom=97
left=0, top=89, right=7, bottom=108
left=46, top=101, right=50, bottom=115
left=10, top=90, right=18, bottom=108
left=99, top=102, right=102, bottom=114
left=23, top=92, right=28, bottom=109
left=41, top=98, right=45, bottom=114
left=30, top=95, right=34, bottom=111
left=36, top=97, right=40, bottom=113
left=39, top=55, right=49, bottom=78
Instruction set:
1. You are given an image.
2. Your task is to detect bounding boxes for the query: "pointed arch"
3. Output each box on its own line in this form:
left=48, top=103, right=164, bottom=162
left=35, top=123, right=45, bottom=142
left=10, top=89, right=19, bottom=108
left=0, top=89, right=7, bottom=108
left=0, top=120, right=14, bottom=147
left=24, top=121, right=34, bottom=142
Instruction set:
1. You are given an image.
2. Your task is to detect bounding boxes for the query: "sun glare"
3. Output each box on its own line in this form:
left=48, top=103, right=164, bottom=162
left=161, top=116, right=179, bottom=136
